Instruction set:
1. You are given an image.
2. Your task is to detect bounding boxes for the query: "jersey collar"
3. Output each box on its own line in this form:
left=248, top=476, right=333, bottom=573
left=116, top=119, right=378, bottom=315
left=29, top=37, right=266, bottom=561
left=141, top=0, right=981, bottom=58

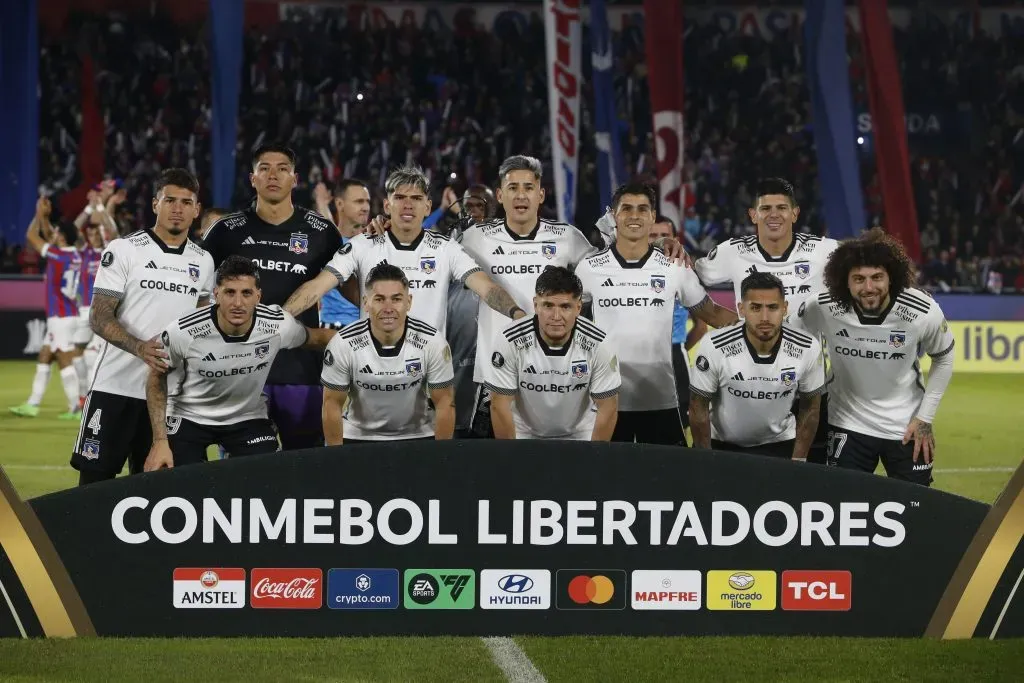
left=756, top=235, right=796, bottom=263
left=146, top=229, right=188, bottom=255
left=852, top=294, right=897, bottom=325
left=611, top=244, right=655, bottom=269
left=504, top=220, right=541, bottom=241
left=371, top=319, right=406, bottom=357
left=743, top=328, right=782, bottom=364
left=211, top=305, right=256, bottom=343
left=534, top=316, right=575, bottom=356
left=386, top=229, right=425, bottom=251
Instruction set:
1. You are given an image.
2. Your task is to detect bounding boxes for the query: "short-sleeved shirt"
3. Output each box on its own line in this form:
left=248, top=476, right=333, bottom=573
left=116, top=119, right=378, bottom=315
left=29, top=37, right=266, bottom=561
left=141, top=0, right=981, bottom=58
left=163, top=304, right=308, bottom=425
left=320, top=316, right=455, bottom=440
left=78, top=245, right=103, bottom=307
left=482, top=316, right=621, bottom=439
left=40, top=244, right=81, bottom=318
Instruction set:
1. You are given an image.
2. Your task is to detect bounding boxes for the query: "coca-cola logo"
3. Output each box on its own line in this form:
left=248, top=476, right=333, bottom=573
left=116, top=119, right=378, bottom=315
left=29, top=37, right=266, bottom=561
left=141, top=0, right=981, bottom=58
left=250, top=569, right=323, bottom=609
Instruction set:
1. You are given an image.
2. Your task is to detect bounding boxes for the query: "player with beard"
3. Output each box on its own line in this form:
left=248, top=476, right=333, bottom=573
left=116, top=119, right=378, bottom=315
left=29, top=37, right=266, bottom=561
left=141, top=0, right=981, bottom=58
left=798, top=229, right=954, bottom=486
left=201, top=143, right=342, bottom=451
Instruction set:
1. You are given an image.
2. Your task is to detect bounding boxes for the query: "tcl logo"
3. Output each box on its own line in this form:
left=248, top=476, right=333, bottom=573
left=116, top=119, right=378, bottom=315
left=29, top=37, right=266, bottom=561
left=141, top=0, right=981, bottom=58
left=781, top=570, right=851, bottom=611
left=250, top=568, right=323, bottom=609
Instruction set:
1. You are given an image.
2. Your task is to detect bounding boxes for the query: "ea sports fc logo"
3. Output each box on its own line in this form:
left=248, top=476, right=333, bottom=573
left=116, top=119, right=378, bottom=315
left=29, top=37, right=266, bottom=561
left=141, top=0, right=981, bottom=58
left=568, top=574, right=615, bottom=605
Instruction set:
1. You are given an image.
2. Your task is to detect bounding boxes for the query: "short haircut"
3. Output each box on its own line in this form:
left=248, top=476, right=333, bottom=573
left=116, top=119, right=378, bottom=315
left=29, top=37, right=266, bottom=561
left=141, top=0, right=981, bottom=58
left=335, top=178, right=370, bottom=197
left=384, top=165, right=429, bottom=196
left=365, top=262, right=410, bottom=290
left=753, top=177, right=797, bottom=207
left=535, top=266, right=583, bottom=299
left=498, top=155, right=543, bottom=184
left=55, top=221, right=79, bottom=247
left=202, top=207, right=230, bottom=221
left=741, top=272, right=786, bottom=300
left=610, top=181, right=657, bottom=212
left=251, top=143, right=297, bottom=170
left=215, top=255, right=261, bottom=287
left=655, top=214, right=677, bottom=232
left=824, top=228, right=914, bottom=310
left=154, top=168, right=200, bottom=199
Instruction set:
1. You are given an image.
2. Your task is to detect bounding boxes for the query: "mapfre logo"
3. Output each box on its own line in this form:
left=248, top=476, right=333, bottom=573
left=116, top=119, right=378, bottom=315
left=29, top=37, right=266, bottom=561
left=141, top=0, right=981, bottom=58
left=781, top=570, right=851, bottom=611
left=250, top=568, right=323, bottom=609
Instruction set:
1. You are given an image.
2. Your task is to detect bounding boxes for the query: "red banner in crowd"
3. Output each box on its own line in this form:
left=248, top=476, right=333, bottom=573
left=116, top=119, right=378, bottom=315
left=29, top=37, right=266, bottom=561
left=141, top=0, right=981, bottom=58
left=643, top=0, right=686, bottom=232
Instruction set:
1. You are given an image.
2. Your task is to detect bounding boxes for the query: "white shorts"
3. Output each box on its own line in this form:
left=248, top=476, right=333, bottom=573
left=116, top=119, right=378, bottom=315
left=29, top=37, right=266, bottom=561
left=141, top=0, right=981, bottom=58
left=45, top=316, right=78, bottom=353
left=73, top=307, right=93, bottom=345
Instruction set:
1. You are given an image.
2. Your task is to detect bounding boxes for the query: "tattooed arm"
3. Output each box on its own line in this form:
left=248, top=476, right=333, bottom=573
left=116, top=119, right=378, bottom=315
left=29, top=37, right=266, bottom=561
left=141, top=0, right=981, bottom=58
left=690, top=296, right=739, bottom=329
left=143, top=369, right=174, bottom=471
left=464, top=271, right=526, bottom=319
left=792, top=394, right=822, bottom=461
left=90, top=293, right=169, bottom=372
left=283, top=270, right=339, bottom=316
left=689, top=394, right=712, bottom=449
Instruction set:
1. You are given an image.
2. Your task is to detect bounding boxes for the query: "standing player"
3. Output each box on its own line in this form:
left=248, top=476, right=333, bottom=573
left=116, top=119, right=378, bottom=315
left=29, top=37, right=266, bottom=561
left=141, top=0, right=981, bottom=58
left=575, top=182, right=738, bottom=444
left=9, top=198, right=82, bottom=419
left=73, top=222, right=106, bottom=399
left=143, top=257, right=335, bottom=470
left=201, top=143, right=342, bottom=451
left=689, top=273, right=825, bottom=459
left=284, top=166, right=525, bottom=332
left=321, top=264, right=455, bottom=444
left=72, top=169, right=215, bottom=485
left=484, top=267, right=621, bottom=441
left=319, top=179, right=371, bottom=331
left=798, top=229, right=954, bottom=485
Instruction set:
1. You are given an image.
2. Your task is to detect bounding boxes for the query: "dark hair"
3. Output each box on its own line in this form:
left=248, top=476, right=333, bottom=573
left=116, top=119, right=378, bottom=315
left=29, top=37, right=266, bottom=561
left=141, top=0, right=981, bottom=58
left=335, top=178, right=370, bottom=197
left=535, top=266, right=583, bottom=299
left=202, top=207, right=230, bottom=221
left=752, top=177, right=797, bottom=208
left=215, top=255, right=261, bottom=287
left=655, top=214, right=677, bottom=232
left=55, top=222, right=79, bottom=247
left=824, top=228, right=914, bottom=310
left=365, top=263, right=409, bottom=290
left=154, top=168, right=200, bottom=198
left=740, top=272, right=786, bottom=300
left=251, top=143, right=297, bottom=170
left=610, top=181, right=658, bottom=211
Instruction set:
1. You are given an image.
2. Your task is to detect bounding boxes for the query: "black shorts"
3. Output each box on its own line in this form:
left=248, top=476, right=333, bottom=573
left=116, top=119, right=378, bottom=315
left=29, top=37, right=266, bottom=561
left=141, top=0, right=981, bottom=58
left=670, top=343, right=691, bottom=428
left=71, top=390, right=152, bottom=476
left=612, top=409, right=686, bottom=446
left=165, top=417, right=279, bottom=466
left=712, top=439, right=795, bottom=459
left=826, top=425, right=933, bottom=486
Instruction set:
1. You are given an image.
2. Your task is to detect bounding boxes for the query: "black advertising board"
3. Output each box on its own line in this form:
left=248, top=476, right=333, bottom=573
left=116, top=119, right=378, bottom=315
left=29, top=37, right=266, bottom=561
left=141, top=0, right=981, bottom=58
left=1, top=441, right=1022, bottom=638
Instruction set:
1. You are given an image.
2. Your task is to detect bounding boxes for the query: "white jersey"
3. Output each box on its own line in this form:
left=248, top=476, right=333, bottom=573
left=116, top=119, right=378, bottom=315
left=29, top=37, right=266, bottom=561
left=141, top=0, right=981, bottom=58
left=321, top=316, right=454, bottom=441
left=797, top=288, right=954, bottom=440
left=323, top=230, right=481, bottom=333
left=459, top=219, right=595, bottom=382
left=694, top=233, right=838, bottom=331
left=90, top=230, right=215, bottom=400
left=576, top=245, right=710, bottom=411
left=162, top=304, right=308, bottom=426
left=483, top=316, right=621, bottom=440
left=690, top=323, right=825, bottom=447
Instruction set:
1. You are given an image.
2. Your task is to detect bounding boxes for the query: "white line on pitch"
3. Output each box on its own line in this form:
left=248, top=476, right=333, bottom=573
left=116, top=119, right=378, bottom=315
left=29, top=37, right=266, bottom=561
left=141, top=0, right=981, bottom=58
left=481, top=637, right=547, bottom=683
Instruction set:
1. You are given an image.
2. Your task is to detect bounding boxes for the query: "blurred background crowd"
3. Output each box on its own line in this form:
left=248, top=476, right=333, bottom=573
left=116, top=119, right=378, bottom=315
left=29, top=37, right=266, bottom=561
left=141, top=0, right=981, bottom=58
left=4, top=0, right=1022, bottom=294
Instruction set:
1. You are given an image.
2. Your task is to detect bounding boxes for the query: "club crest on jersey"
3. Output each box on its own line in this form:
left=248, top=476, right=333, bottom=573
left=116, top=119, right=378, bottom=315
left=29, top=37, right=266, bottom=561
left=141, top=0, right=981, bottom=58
left=780, top=369, right=796, bottom=387
left=794, top=262, right=810, bottom=279
left=420, top=257, right=436, bottom=274
left=255, top=342, right=270, bottom=359
left=650, top=275, right=666, bottom=293
left=289, top=232, right=309, bottom=255
left=889, top=330, right=907, bottom=348
left=541, top=243, right=557, bottom=259
left=82, top=439, right=101, bottom=460
left=571, top=360, right=589, bottom=378
left=188, top=263, right=200, bottom=282
left=405, top=359, right=422, bottom=376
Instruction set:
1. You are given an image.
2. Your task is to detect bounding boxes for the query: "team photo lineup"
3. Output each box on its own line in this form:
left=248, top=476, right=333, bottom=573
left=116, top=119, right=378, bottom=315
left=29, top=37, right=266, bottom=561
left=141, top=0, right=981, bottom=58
left=13, top=142, right=953, bottom=489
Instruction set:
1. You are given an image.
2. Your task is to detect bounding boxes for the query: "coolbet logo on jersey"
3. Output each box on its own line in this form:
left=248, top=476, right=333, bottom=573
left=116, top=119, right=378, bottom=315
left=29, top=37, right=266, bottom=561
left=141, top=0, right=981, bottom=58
left=631, top=570, right=702, bottom=610
left=172, top=568, right=245, bottom=609
left=250, top=568, right=323, bottom=609
left=480, top=570, right=552, bottom=610
left=556, top=570, right=627, bottom=610
left=781, top=570, right=852, bottom=611
left=327, top=568, right=400, bottom=610
left=403, top=569, right=476, bottom=609
left=706, top=570, right=777, bottom=611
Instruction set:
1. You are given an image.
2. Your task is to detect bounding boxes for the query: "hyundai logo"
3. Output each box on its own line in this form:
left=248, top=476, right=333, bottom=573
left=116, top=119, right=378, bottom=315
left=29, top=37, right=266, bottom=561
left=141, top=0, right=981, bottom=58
left=498, top=574, right=534, bottom=593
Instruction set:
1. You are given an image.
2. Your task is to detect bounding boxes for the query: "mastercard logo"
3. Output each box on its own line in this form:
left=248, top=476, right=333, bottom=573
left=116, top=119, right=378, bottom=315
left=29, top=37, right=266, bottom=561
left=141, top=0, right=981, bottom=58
left=567, top=575, right=616, bottom=605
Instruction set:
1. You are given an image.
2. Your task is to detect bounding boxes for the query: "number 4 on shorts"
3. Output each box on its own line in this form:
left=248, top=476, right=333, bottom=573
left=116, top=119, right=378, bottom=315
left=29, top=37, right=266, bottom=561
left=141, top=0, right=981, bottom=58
left=86, top=409, right=102, bottom=436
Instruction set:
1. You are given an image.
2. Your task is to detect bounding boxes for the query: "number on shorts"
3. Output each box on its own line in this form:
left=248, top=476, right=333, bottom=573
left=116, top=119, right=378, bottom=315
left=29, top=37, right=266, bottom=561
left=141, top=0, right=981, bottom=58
left=826, top=431, right=848, bottom=466
left=86, top=409, right=102, bottom=436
